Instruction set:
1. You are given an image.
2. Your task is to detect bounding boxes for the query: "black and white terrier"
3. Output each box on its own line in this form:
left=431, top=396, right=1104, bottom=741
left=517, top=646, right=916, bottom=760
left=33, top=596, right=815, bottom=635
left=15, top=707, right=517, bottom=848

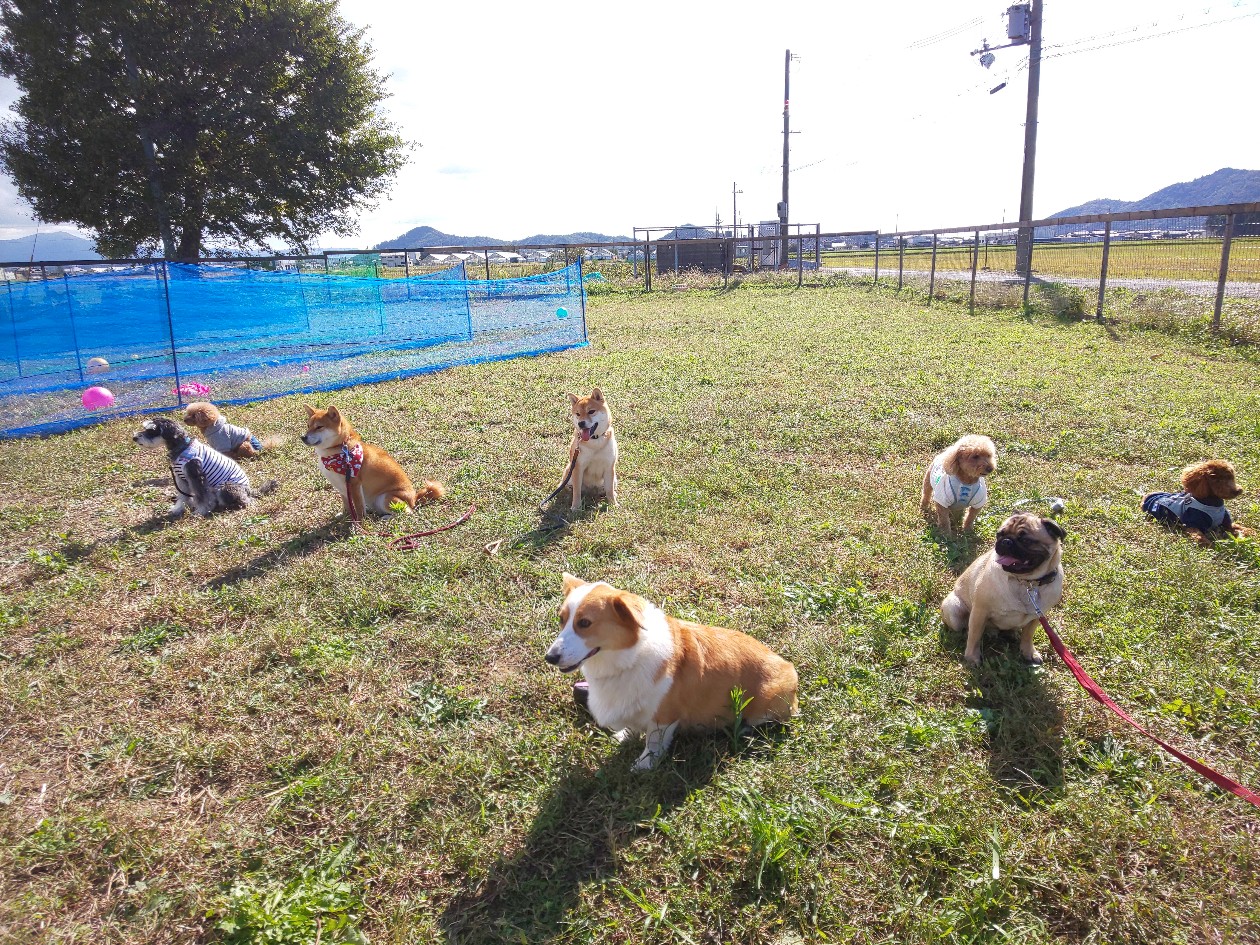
left=132, top=417, right=274, bottom=518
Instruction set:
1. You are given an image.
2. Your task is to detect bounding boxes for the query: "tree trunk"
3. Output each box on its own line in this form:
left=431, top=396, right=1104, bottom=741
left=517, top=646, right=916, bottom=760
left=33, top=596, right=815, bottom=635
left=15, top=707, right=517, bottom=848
left=176, top=226, right=202, bottom=262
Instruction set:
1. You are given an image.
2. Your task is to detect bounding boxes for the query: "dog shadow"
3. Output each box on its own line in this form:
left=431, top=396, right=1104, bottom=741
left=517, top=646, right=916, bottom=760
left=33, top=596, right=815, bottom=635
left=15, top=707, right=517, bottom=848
left=439, top=723, right=736, bottom=942
left=922, top=524, right=985, bottom=576
left=940, top=627, right=1066, bottom=801
left=505, top=501, right=603, bottom=554
left=203, top=519, right=345, bottom=590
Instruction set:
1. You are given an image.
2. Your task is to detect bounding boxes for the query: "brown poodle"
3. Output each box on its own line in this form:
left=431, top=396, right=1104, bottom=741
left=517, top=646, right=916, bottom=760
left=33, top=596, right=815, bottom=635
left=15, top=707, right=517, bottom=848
left=182, top=401, right=264, bottom=459
left=921, top=434, right=998, bottom=536
left=1142, top=459, right=1254, bottom=546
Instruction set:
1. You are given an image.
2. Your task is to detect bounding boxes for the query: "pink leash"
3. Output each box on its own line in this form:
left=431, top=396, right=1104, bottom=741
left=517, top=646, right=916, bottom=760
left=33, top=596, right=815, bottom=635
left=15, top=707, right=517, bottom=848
left=1027, top=587, right=1260, bottom=809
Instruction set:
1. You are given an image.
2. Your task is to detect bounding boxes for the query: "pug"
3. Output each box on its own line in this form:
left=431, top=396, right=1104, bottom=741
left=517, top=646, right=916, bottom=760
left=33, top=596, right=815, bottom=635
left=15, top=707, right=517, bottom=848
left=941, top=512, right=1066, bottom=666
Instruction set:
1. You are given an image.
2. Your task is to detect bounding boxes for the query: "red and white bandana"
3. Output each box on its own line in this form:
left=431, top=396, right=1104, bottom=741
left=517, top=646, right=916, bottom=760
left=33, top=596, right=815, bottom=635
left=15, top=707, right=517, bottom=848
left=321, top=443, right=365, bottom=478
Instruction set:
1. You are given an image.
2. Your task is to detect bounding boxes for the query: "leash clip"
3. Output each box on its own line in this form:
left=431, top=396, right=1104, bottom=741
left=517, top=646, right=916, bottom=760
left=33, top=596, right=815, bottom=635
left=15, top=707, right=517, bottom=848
left=1026, top=585, right=1044, bottom=617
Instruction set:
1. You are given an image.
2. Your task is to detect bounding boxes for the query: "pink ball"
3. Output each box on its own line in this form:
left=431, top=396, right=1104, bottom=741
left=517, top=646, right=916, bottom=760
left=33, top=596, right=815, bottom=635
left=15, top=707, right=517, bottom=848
left=81, top=386, right=115, bottom=410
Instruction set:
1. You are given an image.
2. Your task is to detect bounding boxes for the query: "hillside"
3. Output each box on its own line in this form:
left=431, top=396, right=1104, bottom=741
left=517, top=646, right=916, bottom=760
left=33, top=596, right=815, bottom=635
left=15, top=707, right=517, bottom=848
left=0, top=231, right=99, bottom=263
left=1045, top=168, right=1260, bottom=226
left=375, top=225, right=630, bottom=250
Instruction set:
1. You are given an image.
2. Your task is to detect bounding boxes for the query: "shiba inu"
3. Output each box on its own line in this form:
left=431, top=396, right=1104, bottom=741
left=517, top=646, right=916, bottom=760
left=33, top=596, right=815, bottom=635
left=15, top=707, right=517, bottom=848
left=545, top=573, right=798, bottom=770
left=562, top=388, right=618, bottom=511
left=942, top=513, right=1066, bottom=666
left=301, top=404, right=443, bottom=517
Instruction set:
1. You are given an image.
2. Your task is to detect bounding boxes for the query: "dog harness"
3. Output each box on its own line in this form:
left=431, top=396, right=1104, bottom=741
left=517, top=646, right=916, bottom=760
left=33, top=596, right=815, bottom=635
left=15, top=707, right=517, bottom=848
left=171, top=439, right=251, bottom=491
left=930, top=459, right=988, bottom=510
left=1142, top=491, right=1231, bottom=531
left=203, top=416, right=259, bottom=455
left=321, top=443, right=365, bottom=479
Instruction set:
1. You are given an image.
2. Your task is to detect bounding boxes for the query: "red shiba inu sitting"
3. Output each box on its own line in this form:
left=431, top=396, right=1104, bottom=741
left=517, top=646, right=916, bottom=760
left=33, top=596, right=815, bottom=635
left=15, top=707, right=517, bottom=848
left=562, top=388, right=619, bottom=510
left=545, top=573, right=799, bottom=770
left=301, top=404, right=443, bottom=517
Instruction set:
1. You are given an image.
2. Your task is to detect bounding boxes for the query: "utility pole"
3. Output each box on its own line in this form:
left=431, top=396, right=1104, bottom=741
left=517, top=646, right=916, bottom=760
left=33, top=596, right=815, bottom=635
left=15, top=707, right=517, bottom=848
left=779, top=49, right=793, bottom=269
left=972, top=2, right=1041, bottom=275
left=1015, top=0, right=1042, bottom=274
left=732, top=182, right=743, bottom=234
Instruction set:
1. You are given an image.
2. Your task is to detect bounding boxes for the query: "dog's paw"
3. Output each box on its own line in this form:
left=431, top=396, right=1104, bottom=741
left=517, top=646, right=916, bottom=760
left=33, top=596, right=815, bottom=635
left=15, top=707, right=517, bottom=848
left=611, top=728, right=632, bottom=744
left=963, top=650, right=983, bottom=667
left=631, top=753, right=660, bottom=772
left=1022, top=649, right=1044, bottom=666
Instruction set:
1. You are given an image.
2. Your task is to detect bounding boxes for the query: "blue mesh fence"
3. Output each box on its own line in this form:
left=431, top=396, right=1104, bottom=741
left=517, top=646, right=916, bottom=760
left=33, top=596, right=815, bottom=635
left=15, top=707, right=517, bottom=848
left=0, top=259, right=586, bottom=437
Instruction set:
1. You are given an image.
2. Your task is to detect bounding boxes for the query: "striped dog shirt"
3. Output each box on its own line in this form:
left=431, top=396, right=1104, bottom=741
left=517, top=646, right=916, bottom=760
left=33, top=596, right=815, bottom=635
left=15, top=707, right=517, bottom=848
left=172, top=439, right=251, bottom=493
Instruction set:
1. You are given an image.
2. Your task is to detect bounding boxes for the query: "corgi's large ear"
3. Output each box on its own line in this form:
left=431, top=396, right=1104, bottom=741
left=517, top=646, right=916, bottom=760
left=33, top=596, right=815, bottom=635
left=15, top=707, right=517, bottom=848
left=611, top=593, right=642, bottom=629
left=561, top=572, right=585, bottom=594
left=304, top=403, right=315, bottom=417
left=590, top=387, right=603, bottom=401
left=566, top=393, right=579, bottom=407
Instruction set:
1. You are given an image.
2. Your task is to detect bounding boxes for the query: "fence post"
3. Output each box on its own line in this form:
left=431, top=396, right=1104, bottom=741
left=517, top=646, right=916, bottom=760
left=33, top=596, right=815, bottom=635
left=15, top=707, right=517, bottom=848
left=969, top=230, right=979, bottom=315
left=632, top=240, right=638, bottom=279
left=673, top=241, right=679, bottom=274
left=814, top=224, right=820, bottom=270
left=797, top=235, right=804, bottom=288
left=927, top=234, right=938, bottom=305
left=873, top=235, right=880, bottom=287
left=897, top=237, right=904, bottom=291
left=1096, top=221, right=1112, bottom=323
left=645, top=241, right=652, bottom=292
left=61, top=272, right=85, bottom=383
left=403, top=252, right=410, bottom=279
left=323, top=252, right=329, bottom=274
left=484, top=251, right=491, bottom=281
left=1022, top=237, right=1034, bottom=315
left=578, top=256, right=588, bottom=344
left=159, top=260, right=184, bottom=405
left=1212, top=213, right=1236, bottom=332
left=5, top=279, right=22, bottom=378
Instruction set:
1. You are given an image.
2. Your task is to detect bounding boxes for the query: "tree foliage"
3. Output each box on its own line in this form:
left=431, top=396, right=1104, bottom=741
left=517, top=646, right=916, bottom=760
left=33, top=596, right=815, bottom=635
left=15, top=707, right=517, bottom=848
left=0, top=0, right=409, bottom=259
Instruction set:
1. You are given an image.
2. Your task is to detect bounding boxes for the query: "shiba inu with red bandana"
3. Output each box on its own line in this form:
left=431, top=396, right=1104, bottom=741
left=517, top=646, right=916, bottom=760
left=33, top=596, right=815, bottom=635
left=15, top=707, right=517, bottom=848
left=301, top=404, right=443, bottom=517
left=561, top=388, right=619, bottom=511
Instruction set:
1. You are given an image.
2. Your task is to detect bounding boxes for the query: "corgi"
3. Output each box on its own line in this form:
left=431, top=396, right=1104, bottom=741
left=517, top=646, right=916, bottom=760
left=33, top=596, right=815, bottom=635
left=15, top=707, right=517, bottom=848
left=545, top=573, right=798, bottom=770
left=301, top=404, right=443, bottom=517
left=563, top=388, right=619, bottom=510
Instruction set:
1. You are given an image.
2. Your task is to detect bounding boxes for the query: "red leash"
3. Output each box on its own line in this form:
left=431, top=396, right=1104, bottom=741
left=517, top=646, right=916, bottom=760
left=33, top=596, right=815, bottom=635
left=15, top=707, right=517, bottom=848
left=1027, top=587, right=1260, bottom=809
left=340, top=449, right=473, bottom=548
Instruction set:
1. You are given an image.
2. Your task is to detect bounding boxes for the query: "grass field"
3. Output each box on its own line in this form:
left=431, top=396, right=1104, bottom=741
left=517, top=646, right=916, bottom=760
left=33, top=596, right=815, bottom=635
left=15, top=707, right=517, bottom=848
left=2, top=284, right=1260, bottom=943
left=823, top=237, right=1260, bottom=283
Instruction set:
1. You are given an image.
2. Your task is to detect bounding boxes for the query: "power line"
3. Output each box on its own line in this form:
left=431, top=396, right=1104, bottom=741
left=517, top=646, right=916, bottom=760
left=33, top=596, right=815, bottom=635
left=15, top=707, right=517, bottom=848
left=1043, top=8, right=1260, bottom=59
left=907, top=16, right=985, bottom=50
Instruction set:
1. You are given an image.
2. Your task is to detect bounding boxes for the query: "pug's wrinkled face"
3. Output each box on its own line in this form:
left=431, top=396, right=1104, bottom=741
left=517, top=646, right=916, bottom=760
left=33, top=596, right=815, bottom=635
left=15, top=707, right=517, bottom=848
left=993, top=513, right=1065, bottom=575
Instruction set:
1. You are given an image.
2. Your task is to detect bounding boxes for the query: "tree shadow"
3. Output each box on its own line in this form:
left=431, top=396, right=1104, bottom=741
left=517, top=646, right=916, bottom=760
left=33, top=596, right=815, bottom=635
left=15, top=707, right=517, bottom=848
left=439, top=723, right=737, bottom=942
left=203, top=519, right=346, bottom=589
left=940, top=624, right=1066, bottom=803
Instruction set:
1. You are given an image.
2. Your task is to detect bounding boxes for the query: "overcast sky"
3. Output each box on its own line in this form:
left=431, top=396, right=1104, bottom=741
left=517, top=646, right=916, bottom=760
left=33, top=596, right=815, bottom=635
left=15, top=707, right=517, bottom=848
left=2, top=0, right=1257, bottom=246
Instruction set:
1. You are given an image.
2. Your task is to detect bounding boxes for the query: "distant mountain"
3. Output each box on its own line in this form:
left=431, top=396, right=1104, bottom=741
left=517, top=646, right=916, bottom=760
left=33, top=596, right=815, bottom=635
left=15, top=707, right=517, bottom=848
left=1041, top=168, right=1260, bottom=234
left=0, top=231, right=99, bottom=263
left=375, top=225, right=630, bottom=250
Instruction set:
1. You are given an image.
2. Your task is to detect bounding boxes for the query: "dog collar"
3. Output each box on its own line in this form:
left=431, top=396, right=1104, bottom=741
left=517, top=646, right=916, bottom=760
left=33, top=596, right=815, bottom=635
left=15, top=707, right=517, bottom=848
left=1013, top=569, right=1058, bottom=587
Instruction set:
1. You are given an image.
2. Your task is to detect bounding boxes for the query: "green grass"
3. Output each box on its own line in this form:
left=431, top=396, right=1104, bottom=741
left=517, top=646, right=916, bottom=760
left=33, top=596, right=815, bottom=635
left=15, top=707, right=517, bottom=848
left=2, top=284, right=1260, bottom=943
left=824, top=236, right=1260, bottom=282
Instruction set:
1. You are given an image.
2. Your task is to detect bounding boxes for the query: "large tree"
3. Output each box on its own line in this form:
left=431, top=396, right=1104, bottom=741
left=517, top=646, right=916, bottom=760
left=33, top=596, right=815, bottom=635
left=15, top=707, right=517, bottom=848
left=0, top=0, right=409, bottom=259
